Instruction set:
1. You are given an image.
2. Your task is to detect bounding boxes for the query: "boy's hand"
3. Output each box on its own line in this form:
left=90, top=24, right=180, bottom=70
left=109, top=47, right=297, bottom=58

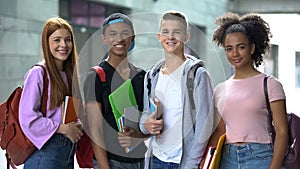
left=117, top=127, right=143, bottom=148
left=144, top=111, right=163, bottom=135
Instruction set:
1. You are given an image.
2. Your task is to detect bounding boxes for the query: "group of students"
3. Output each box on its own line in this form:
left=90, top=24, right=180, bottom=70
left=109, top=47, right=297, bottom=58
left=18, top=10, right=288, bottom=169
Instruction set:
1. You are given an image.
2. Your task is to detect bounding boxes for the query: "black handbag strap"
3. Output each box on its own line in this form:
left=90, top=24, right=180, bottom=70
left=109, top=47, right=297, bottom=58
left=263, top=76, right=276, bottom=143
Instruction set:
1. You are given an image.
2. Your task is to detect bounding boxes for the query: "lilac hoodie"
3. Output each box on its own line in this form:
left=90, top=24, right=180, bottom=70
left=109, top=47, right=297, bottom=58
left=19, top=65, right=67, bottom=149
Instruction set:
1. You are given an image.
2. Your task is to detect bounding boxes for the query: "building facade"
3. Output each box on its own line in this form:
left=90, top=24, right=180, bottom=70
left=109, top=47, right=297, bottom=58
left=0, top=0, right=299, bottom=167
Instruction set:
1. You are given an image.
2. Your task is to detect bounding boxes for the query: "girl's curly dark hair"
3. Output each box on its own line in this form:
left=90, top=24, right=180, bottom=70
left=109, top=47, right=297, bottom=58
left=212, top=12, right=272, bottom=67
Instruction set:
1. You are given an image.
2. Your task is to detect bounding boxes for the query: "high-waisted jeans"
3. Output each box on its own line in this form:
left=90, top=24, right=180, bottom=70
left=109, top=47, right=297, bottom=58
left=220, top=143, right=273, bottom=169
left=24, top=133, right=75, bottom=169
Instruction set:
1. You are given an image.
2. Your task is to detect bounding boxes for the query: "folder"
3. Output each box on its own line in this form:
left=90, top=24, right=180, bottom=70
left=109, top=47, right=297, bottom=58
left=62, top=96, right=79, bottom=124
left=124, top=105, right=140, bottom=131
left=149, top=97, right=161, bottom=119
left=149, top=98, right=157, bottom=115
left=203, top=146, right=216, bottom=169
left=209, top=134, right=226, bottom=169
left=118, top=109, right=141, bottom=153
left=108, top=79, right=137, bottom=131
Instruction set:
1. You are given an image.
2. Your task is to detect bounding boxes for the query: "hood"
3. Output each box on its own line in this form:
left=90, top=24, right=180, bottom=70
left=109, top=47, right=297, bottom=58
left=149, top=54, right=205, bottom=77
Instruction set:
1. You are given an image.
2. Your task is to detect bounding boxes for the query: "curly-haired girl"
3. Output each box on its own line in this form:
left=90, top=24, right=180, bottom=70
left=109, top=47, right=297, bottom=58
left=205, top=12, right=288, bottom=169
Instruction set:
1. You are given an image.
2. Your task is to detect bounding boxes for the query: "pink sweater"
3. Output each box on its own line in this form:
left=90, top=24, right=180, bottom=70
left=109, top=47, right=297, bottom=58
left=214, top=74, right=285, bottom=144
left=19, top=66, right=67, bottom=149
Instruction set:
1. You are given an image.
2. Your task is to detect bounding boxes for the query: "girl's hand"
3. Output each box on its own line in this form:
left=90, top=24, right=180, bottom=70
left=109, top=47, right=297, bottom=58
left=57, top=122, right=83, bottom=143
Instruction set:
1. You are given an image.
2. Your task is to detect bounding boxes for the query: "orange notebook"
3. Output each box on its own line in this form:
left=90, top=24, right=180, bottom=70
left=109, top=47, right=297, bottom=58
left=62, top=96, right=79, bottom=124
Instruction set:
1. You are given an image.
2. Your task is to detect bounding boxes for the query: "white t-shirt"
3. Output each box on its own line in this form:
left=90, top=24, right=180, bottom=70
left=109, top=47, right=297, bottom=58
left=152, top=61, right=186, bottom=163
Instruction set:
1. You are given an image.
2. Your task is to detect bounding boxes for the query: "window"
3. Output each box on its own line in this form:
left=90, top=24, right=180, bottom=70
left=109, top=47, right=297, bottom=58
left=71, top=0, right=89, bottom=26
left=185, top=24, right=206, bottom=59
left=296, top=52, right=300, bottom=88
left=60, top=0, right=130, bottom=28
left=59, top=0, right=131, bottom=52
left=264, top=44, right=279, bottom=77
left=271, top=44, right=279, bottom=78
left=59, top=0, right=132, bottom=77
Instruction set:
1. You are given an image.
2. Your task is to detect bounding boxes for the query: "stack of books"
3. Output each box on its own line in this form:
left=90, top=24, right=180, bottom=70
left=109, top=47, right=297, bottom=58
left=202, top=134, right=226, bottom=169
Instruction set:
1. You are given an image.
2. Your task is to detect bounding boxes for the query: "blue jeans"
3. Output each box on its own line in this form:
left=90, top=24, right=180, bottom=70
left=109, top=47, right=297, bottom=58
left=220, top=143, right=273, bottom=169
left=24, top=134, right=75, bottom=169
left=151, top=156, right=179, bottom=169
left=93, top=158, right=144, bottom=169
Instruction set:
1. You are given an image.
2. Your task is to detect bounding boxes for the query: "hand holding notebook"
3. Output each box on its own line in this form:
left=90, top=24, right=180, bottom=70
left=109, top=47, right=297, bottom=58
left=109, top=80, right=143, bottom=153
left=149, top=98, right=162, bottom=138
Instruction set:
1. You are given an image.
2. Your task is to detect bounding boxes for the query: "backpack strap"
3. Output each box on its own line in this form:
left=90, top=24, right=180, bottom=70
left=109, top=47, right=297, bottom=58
left=187, top=63, right=203, bottom=111
left=33, top=64, right=49, bottom=117
left=89, top=66, right=110, bottom=114
left=186, top=62, right=203, bottom=132
left=90, top=66, right=106, bottom=83
left=6, top=153, right=17, bottom=169
left=263, top=76, right=276, bottom=143
left=146, top=73, right=151, bottom=97
left=146, top=66, right=161, bottom=97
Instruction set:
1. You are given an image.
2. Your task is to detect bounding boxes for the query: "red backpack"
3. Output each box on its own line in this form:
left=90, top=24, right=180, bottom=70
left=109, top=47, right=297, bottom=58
left=0, top=65, right=48, bottom=169
left=75, top=66, right=106, bottom=168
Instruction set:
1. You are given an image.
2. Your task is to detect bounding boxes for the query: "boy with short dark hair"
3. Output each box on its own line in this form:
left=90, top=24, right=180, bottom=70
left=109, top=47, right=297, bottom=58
left=83, top=13, right=147, bottom=169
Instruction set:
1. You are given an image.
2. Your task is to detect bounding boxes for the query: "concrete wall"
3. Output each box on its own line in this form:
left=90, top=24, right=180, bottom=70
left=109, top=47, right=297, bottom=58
left=230, top=0, right=300, bottom=13
left=2, top=0, right=299, bottom=168
left=0, top=0, right=230, bottom=103
left=0, top=0, right=59, bottom=168
left=0, top=0, right=59, bottom=102
left=0, top=1, right=229, bottom=167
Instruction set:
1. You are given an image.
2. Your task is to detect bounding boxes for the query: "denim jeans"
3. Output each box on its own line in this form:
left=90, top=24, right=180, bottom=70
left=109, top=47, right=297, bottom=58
left=93, top=158, right=144, bottom=169
left=151, top=156, right=179, bottom=169
left=24, top=133, right=75, bottom=169
left=220, top=143, right=273, bottom=169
